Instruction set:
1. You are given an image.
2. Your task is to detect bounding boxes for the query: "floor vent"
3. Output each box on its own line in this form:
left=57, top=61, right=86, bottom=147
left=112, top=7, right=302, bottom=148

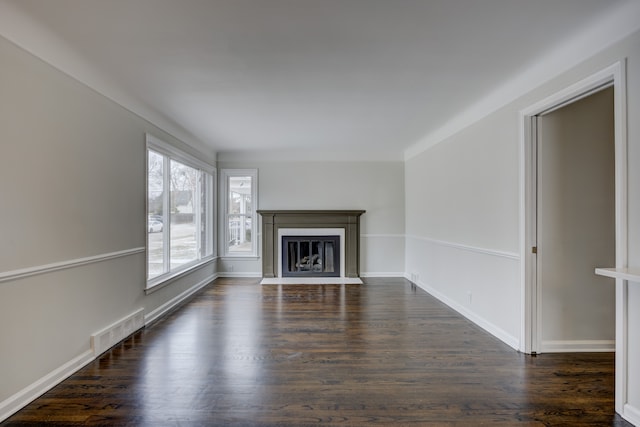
left=91, top=308, right=145, bottom=357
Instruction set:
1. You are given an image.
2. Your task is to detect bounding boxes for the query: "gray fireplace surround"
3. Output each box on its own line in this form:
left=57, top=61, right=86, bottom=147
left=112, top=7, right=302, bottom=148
left=257, top=210, right=365, bottom=279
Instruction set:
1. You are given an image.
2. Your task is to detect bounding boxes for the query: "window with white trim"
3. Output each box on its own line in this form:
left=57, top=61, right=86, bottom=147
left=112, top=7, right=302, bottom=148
left=147, top=135, right=215, bottom=288
left=222, top=169, right=257, bottom=257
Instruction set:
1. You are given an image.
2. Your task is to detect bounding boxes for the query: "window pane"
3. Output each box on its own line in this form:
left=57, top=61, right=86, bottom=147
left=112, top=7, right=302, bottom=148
left=222, top=169, right=258, bottom=257
left=200, top=172, right=207, bottom=258
left=200, top=172, right=213, bottom=258
left=147, top=137, right=216, bottom=288
left=228, top=214, right=252, bottom=253
left=227, top=174, right=253, bottom=254
left=170, top=160, right=197, bottom=268
left=228, top=176, right=252, bottom=214
left=147, top=150, right=165, bottom=279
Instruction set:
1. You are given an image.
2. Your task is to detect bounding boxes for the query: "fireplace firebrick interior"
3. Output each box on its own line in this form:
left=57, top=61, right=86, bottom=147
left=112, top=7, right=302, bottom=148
left=282, top=235, right=340, bottom=277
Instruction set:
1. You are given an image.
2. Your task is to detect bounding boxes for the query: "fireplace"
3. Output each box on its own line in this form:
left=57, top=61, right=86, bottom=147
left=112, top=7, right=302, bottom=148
left=282, top=235, right=340, bottom=277
left=257, top=210, right=365, bottom=283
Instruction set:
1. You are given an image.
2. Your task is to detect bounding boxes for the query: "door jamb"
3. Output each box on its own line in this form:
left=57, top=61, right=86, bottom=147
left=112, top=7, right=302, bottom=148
left=519, top=60, right=627, bottom=413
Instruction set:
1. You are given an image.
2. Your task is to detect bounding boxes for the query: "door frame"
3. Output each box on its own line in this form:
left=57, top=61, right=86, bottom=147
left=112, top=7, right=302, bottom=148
left=519, top=60, right=627, bottom=412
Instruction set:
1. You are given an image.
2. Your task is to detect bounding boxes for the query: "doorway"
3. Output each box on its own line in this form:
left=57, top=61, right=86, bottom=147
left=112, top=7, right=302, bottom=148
left=520, top=61, right=628, bottom=414
left=535, top=86, right=615, bottom=352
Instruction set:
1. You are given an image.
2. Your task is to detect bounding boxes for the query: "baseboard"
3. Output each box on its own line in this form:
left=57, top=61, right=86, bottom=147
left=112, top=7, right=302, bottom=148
left=0, top=306, right=148, bottom=423
left=0, top=349, right=94, bottom=423
left=0, top=274, right=219, bottom=423
left=541, top=340, right=615, bottom=353
left=217, top=272, right=262, bottom=278
left=361, top=272, right=406, bottom=278
left=144, top=273, right=217, bottom=325
left=414, top=279, right=520, bottom=350
left=91, top=308, right=145, bottom=357
left=622, top=403, right=640, bottom=426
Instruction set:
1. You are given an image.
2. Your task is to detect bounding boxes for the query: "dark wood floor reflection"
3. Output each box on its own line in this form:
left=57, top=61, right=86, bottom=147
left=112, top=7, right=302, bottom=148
left=3, top=277, right=630, bottom=426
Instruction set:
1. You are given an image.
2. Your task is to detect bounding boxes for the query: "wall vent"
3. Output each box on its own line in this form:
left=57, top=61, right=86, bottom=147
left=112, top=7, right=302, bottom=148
left=91, top=308, right=145, bottom=357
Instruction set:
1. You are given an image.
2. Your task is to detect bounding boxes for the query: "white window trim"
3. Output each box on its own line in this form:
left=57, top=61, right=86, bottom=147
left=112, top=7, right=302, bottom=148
left=146, top=134, right=216, bottom=290
left=147, top=134, right=215, bottom=175
left=221, top=168, right=258, bottom=257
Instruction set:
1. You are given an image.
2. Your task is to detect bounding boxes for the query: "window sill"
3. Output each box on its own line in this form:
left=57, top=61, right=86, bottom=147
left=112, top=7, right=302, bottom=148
left=145, top=257, right=215, bottom=294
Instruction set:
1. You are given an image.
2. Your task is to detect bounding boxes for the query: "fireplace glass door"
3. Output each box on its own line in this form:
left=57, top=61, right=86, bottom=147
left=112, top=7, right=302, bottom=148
left=282, top=236, right=340, bottom=277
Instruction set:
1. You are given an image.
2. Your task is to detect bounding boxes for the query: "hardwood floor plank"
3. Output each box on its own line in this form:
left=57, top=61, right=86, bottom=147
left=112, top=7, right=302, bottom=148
left=2, top=278, right=630, bottom=426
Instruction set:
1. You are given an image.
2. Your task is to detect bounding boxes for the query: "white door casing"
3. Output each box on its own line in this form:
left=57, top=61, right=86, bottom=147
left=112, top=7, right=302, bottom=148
left=519, top=60, right=628, bottom=415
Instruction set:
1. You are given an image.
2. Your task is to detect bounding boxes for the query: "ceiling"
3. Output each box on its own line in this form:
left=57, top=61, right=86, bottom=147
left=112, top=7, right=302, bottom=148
left=1, top=0, right=638, bottom=161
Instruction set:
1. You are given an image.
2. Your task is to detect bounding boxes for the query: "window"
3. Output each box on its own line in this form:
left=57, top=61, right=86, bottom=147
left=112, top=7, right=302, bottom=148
left=147, top=135, right=215, bottom=288
left=222, top=169, right=257, bottom=257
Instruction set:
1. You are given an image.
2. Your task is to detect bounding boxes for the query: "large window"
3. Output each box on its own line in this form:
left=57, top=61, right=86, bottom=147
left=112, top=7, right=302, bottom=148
left=147, top=135, right=215, bottom=288
left=222, top=169, right=257, bottom=257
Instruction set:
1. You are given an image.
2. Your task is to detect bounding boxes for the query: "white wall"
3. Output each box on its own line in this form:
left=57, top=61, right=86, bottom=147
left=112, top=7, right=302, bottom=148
left=218, top=160, right=405, bottom=277
left=0, top=34, right=218, bottom=419
left=405, top=106, right=521, bottom=346
left=405, top=29, right=640, bottom=424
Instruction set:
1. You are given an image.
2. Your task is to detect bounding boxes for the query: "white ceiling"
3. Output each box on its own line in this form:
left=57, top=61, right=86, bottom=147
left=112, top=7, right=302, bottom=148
left=1, top=0, right=639, bottom=161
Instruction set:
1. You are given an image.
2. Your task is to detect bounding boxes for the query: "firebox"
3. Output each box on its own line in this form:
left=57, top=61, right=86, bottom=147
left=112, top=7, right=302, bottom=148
left=281, top=235, right=340, bottom=277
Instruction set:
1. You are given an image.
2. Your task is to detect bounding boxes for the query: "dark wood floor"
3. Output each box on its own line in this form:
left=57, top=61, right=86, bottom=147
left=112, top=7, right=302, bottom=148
left=3, top=277, right=631, bottom=426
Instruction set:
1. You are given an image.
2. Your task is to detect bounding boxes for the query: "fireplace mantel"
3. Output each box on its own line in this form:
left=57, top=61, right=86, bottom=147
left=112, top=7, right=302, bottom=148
left=257, top=210, right=365, bottom=279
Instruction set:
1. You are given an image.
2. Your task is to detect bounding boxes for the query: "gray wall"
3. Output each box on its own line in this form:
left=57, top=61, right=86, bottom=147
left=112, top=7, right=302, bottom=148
left=0, top=35, right=217, bottom=407
left=218, top=160, right=405, bottom=276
